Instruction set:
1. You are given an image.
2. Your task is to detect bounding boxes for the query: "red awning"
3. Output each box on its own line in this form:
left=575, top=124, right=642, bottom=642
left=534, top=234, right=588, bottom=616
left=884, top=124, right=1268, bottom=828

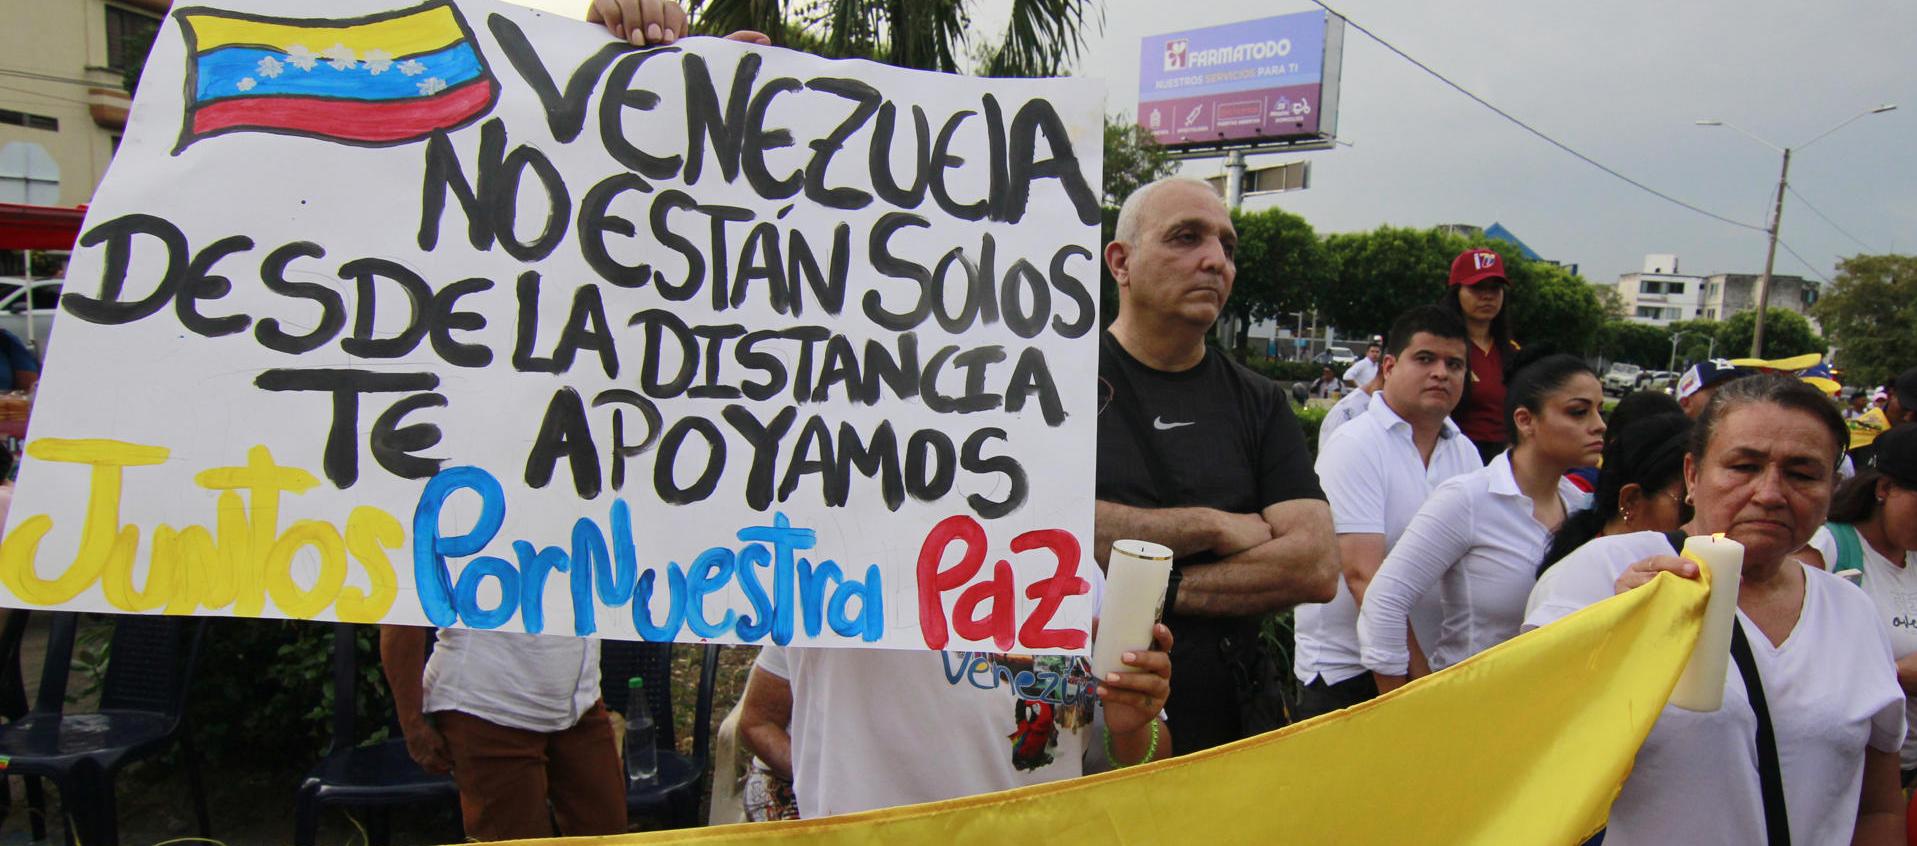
left=0, top=202, right=86, bottom=251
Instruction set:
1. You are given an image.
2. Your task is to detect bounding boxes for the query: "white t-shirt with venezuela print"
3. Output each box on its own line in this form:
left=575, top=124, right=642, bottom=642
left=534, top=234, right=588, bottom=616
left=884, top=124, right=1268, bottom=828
left=755, top=571, right=1109, bottom=819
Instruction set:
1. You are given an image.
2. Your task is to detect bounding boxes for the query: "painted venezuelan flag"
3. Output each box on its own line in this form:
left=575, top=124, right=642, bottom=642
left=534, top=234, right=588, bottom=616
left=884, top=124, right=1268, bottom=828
left=172, top=0, right=497, bottom=150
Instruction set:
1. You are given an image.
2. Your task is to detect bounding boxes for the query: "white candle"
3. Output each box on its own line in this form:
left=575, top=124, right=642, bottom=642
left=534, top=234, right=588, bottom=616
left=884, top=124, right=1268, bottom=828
left=1669, top=533, right=1746, bottom=712
left=1090, top=539, right=1175, bottom=680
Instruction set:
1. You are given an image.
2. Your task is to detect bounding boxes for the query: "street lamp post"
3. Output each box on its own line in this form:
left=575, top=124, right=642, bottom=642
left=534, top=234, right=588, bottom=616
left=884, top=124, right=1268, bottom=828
left=1697, top=104, right=1897, bottom=357
left=1667, top=331, right=1689, bottom=374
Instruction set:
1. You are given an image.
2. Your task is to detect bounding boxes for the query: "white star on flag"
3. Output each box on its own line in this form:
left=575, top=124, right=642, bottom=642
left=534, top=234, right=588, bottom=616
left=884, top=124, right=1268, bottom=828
left=322, top=43, right=358, bottom=71
left=397, top=58, right=426, bottom=77
left=255, top=55, right=283, bottom=78
left=284, top=45, right=318, bottom=71
left=363, top=49, right=394, bottom=75
left=417, top=77, right=447, bottom=95
left=236, top=77, right=256, bottom=91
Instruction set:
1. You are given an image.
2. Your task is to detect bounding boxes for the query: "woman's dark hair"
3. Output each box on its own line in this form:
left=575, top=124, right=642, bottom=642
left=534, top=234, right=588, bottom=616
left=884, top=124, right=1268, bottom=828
left=1606, top=391, right=1683, bottom=446
left=1436, top=279, right=1513, bottom=372
left=1829, top=468, right=1894, bottom=524
left=1503, top=349, right=1598, bottom=445
left=1541, top=412, right=1693, bottom=573
left=1690, top=373, right=1848, bottom=468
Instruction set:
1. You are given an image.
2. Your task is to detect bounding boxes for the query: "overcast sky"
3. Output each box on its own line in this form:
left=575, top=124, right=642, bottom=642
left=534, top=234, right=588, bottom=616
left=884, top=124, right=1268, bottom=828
left=514, top=0, right=1915, bottom=286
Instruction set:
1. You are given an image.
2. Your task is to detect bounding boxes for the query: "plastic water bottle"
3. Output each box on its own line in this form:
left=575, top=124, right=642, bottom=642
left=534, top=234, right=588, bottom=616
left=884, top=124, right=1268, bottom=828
left=625, top=677, right=658, bottom=785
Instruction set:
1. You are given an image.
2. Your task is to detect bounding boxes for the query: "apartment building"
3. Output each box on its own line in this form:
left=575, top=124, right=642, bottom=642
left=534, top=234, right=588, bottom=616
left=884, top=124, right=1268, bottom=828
left=0, top=0, right=165, bottom=208
left=1613, top=254, right=1702, bottom=326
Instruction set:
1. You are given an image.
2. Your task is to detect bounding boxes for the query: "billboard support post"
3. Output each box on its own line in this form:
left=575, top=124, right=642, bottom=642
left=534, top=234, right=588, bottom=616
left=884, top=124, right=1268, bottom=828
left=1225, top=150, right=1246, bottom=210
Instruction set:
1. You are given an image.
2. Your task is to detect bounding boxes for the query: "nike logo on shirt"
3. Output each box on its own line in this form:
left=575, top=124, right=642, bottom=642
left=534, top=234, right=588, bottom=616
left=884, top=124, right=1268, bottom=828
left=1153, top=417, right=1196, bottom=431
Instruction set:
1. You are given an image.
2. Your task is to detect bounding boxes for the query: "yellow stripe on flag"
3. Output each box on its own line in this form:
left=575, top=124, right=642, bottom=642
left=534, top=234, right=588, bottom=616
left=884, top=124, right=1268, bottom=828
left=181, top=4, right=465, bottom=58
left=496, top=573, right=1706, bottom=845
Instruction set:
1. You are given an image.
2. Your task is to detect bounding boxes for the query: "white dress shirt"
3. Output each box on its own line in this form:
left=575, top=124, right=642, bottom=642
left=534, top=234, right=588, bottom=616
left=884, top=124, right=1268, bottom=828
left=1357, top=451, right=1589, bottom=674
left=1316, top=387, right=1373, bottom=445
left=1342, top=356, right=1379, bottom=388
left=1294, top=393, right=1482, bottom=685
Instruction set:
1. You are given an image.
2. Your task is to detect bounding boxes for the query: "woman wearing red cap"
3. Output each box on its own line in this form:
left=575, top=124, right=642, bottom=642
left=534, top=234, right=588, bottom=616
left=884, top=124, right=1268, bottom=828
left=1439, top=248, right=1517, bottom=464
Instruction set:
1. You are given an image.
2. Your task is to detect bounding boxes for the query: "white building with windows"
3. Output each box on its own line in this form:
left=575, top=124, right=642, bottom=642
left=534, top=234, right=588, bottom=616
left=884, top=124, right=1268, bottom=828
left=0, top=0, right=160, bottom=275
left=0, top=0, right=159, bottom=207
left=1697, top=273, right=1819, bottom=322
left=1614, top=254, right=1703, bottom=326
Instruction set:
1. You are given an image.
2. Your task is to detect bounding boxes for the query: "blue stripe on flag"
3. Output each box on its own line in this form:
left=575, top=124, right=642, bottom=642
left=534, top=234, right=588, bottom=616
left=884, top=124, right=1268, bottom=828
left=194, top=41, right=484, bottom=103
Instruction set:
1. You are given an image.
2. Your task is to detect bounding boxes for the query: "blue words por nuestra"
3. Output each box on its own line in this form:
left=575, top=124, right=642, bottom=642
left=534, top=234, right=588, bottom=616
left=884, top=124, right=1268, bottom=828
left=412, top=466, right=881, bottom=643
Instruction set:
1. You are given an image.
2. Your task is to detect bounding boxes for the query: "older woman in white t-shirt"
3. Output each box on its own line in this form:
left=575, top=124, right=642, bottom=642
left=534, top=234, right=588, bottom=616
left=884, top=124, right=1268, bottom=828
left=1525, top=373, right=1905, bottom=845
left=1357, top=353, right=1603, bottom=691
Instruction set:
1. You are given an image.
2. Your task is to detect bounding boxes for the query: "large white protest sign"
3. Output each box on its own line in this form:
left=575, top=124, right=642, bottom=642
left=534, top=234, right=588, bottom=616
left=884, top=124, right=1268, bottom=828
left=0, top=0, right=1105, bottom=653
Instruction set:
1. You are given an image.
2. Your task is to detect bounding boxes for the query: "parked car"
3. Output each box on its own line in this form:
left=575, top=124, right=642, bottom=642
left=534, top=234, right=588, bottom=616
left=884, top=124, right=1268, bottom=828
left=1602, top=363, right=1642, bottom=395
left=1639, top=370, right=1678, bottom=393
left=1314, top=345, right=1359, bottom=368
left=0, top=278, right=59, bottom=359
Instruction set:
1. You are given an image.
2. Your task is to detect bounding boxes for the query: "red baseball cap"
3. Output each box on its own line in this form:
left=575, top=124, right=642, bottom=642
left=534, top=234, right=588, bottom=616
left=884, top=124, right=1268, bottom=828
left=1449, top=248, right=1507, bottom=287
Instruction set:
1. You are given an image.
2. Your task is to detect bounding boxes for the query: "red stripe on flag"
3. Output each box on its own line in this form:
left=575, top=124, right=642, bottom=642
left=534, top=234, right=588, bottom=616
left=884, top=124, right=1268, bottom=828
left=189, top=77, right=494, bottom=144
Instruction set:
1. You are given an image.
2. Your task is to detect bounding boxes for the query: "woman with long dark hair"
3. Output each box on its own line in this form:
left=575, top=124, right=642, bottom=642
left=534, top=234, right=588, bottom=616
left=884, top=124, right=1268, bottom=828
left=1537, top=412, right=1692, bottom=573
left=1356, top=352, right=1604, bottom=691
left=1439, top=248, right=1519, bottom=464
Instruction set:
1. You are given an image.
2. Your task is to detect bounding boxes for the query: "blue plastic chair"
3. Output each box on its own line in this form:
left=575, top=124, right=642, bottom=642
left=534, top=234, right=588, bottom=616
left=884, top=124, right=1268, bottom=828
left=293, top=623, right=459, bottom=846
left=0, top=612, right=211, bottom=846
left=599, top=641, right=720, bottom=829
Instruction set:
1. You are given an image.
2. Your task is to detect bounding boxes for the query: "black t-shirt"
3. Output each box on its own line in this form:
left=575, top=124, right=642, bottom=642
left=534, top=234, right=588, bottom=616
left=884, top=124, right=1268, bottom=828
left=1095, top=330, right=1323, bottom=751
left=1097, top=331, right=1322, bottom=518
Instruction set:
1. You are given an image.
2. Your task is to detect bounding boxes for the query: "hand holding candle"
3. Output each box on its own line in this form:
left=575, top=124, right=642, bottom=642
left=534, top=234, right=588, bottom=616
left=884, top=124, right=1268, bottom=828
left=1091, top=540, right=1175, bottom=680
left=1668, top=533, right=1745, bottom=712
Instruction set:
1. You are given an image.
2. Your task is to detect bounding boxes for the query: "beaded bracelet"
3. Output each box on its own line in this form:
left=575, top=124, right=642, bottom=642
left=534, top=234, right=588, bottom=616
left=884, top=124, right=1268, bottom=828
left=1103, top=719, right=1161, bottom=768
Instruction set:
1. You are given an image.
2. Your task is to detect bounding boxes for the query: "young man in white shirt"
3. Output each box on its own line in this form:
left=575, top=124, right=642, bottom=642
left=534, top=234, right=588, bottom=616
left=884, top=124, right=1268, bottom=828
left=1292, top=306, right=1481, bottom=719
left=1341, top=340, right=1381, bottom=389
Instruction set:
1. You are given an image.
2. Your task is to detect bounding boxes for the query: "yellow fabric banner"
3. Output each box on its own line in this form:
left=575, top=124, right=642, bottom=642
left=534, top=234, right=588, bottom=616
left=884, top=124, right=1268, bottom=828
left=497, top=572, right=1706, bottom=846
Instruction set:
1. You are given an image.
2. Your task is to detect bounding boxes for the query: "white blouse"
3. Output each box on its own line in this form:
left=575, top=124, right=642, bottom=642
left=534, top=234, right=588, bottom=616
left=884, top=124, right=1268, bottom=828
left=1357, top=451, right=1588, bottom=675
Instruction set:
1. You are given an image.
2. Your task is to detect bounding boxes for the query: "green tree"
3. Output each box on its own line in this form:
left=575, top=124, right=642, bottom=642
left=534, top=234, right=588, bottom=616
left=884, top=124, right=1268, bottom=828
left=1103, top=115, right=1178, bottom=207
left=1499, top=255, right=1605, bottom=355
left=1715, top=308, right=1825, bottom=360
left=1318, top=226, right=1605, bottom=352
left=1318, top=225, right=1455, bottom=341
left=1666, top=318, right=1723, bottom=366
left=689, top=0, right=1094, bottom=75
left=1593, top=320, right=1671, bottom=368
left=1594, top=285, right=1628, bottom=320
left=1812, top=254, right=1917, bottom=387
left=1229, top=206, right=1330, bottom=325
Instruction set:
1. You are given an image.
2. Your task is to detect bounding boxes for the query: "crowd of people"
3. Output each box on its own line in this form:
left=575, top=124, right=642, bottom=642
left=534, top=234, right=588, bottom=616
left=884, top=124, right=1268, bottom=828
left=364, top=3, right=1917, bottom=841
left=724, top=172, right=1917, bottom=840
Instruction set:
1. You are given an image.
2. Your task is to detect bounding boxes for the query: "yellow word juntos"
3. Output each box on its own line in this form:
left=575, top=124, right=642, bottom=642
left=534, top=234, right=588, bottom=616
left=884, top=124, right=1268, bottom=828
left=0, top=439, right=402, bottom=621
